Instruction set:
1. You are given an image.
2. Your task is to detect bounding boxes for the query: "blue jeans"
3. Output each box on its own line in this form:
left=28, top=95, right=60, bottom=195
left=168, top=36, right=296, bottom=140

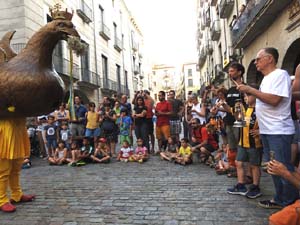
left=260, top=134, right=299, bottom=206
left=135, top=122, right=149, bottom=152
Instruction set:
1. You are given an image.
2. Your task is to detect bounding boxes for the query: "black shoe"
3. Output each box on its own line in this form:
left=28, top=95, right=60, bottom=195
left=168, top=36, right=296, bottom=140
left=258, top=200, right=283, bottom=209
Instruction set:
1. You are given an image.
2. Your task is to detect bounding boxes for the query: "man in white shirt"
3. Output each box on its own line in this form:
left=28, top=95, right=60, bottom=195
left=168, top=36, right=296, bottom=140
left=237, top=47, right=298, bottom=209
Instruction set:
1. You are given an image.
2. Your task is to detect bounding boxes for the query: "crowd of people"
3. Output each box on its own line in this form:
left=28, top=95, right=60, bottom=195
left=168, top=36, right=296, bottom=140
left=23, top=47, right=300, bottom=224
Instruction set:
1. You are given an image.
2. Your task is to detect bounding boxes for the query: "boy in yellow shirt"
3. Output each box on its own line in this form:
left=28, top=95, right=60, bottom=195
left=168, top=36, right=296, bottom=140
left=174, top=138, right=192, bottom=165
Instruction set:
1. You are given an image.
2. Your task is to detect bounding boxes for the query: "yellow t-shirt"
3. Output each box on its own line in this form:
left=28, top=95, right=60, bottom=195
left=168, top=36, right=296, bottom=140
left=178, top=146, right=192, bottom=156
left=86, top=111, right=99, bottom=129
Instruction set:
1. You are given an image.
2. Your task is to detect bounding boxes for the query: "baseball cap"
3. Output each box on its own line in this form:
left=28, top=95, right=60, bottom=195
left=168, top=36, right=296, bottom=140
left=99, top=137, right=106, bottom=143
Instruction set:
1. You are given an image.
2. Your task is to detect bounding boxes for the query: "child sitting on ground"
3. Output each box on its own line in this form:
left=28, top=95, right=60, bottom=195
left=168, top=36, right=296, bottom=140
left=174, top=138, right=192, bottom=165
left=160, top=136, right=178, bottom=161
left=90, top=138, right=111, bottom=163
left=215, top=144, right=230, bottom=175
left=68, top=141, right=84, bottom=166
left=130, top=138, right=148, bottom=163
left=48, top=140, right=70, bottom=165
left=117, top=140, right=133, bottom=162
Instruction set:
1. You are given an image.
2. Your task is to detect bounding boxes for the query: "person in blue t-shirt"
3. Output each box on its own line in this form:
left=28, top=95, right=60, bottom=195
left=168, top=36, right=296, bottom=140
left=118, top=108, right=133, bottom=145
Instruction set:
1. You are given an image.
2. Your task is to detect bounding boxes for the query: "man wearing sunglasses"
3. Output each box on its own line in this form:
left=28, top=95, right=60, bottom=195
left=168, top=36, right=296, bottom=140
left=237, top=47, right=298, bottom=209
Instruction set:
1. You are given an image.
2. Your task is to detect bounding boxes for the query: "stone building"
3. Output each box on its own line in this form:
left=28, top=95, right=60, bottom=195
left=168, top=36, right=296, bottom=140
left=0, top=0, right=145, bottom=104
left=196, top=0, right=298, bottom=87
left=182, top=63, right=201, bottom=100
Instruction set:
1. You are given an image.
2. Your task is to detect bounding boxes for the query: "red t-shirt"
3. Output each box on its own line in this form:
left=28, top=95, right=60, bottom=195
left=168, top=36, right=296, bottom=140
left=192, top=126, right=218, bottom=149
left=144, top=98, right=154, bottom=119
left=155, top=100, right=172, bottom=127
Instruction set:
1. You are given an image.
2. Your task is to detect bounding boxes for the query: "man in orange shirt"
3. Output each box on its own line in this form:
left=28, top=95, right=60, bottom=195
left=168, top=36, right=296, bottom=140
left=155, top=91, right=172, bottom=153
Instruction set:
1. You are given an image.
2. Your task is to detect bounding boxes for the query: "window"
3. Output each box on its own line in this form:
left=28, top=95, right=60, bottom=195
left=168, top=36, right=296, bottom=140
left=113, top=23, right=117, bottom=39
left=81, top=42, right=89, bottom=82
left=188, top=79, right=193, bottom=87
left=102, top=55, right=108, bottom=85
left=99, top=5, right=104, bottom=24
left=188, top=69, right=192, bottom=76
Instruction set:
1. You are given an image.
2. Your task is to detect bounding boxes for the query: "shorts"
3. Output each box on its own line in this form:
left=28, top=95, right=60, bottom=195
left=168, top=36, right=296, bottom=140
left=85, top=128, right=101, bottom=137
left=102, top=130, right=118, bottom=143
left=170, top=120, right=182, bottom=136
left=120, top=135, right=131, bottom=145
left=95, top=154, right=110, bottom=163
left=236, top=146, right=262, bottom=166
left=156, top=125, right=170, bottom=140
left=226, top=125, right=239, bottom=150
left=146, top=118, right=154, bottom=135
left=227, top=149, right=237, bottom=167
left=46, top=138, right=57, bottom=149
left=269, top=200, right=300, bottom=225
left=202, top=144, right=217, bottom=153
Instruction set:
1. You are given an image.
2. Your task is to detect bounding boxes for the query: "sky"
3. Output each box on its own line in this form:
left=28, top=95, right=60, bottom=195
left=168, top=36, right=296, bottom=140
left=124, top=0, right=198, bottom=65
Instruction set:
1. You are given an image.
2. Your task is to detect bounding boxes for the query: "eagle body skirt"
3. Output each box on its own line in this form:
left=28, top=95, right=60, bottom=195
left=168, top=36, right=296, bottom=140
left=0, top=118, right=30, bottom=159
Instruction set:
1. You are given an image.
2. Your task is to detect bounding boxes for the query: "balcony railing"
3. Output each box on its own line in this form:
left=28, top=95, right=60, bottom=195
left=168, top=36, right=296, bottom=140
left=76, top=0, right=93, bottom=23
left=198, top=47, right=207, bottom=68
left=210, top=0, right=218, bottom=6
left=211, top=19, right=221, bottom=41
left=134, top=65, right=140, bottom=75
left=206, top=41, right=213, bottom=55
left=205, top=8, right=211, bottom=27
left=231, top=0, right=293, bottom=48
left=11, top=43, right=26, bottom=54
left=132, top=40, right=138, bottom=51
left=101, top=78, right=118, bottom=92
left=80, top=69, right=100, bottom=87
left=120, top=84, right=130, bottom=96
left=114, top=37, right=122, bottom=52
left=53, top=54, right=80, bottom=80
left=219, top=0, right=234, bottom=19
left=99, top=23, right=111, bottom=40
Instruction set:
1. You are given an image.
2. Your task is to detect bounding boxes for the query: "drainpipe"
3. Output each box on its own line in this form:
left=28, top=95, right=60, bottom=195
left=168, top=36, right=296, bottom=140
left=92, top=0, right=100, bottom=104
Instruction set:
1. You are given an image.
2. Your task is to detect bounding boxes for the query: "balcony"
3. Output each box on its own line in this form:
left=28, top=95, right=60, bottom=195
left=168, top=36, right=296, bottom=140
left=120, top=84, right=130, bottom=96
left=11, top=43, right=26, bottom=54
left=206, top=41, right=213, bottom=55
left=99, top=23, right=111, bottom=41
left=210, top=0, right=218, bottom=6
left=132, top=40, right=138, bottom=51
left=211, top=19, right=221, bottom=41
left=134, top=65, right=140, bottom=75
left=101, top=78, right=118, bottom=92
left=76, top=0, right=93, bottom=23
left=198, top=47, right=207, bottom=68
left=114, top=37, right=122, bottom=52
left=231, top=0, right=293, bottom=48
left=219, top=0, right=234, bottom=19
left=205, top=8, right=211, bottom=27
left=78, top=69, right=100, bottom=88
left=53, top=54, right=80, bottom=80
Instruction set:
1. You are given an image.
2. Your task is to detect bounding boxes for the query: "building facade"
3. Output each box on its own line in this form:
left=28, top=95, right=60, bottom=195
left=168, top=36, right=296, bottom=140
left=0, top=0, right=145, bottom=104
left=182, top=63, right=201, bottom=99
left=196, top=0, right=298, bottom=88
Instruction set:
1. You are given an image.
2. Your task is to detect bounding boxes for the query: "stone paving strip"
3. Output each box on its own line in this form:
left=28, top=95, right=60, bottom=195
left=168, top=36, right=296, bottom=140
left=0, top=156, right=277, bottom=225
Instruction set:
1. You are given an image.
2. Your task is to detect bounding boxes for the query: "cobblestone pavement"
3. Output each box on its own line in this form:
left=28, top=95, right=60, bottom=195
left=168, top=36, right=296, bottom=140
left=1, top=156, right=277, bottom=225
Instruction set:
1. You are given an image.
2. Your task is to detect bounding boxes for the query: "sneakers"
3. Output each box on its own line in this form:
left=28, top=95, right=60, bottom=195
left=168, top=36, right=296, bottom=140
left=246, top=185, right=262, bottom=199
left=227, top=183, right=248, bottom=196
left=258, top=200, right=283, bottom=209
left=0, top=202, right=16, bottom=213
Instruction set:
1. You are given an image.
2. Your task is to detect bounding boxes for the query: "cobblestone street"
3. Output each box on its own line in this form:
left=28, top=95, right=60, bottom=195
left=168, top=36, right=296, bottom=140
left=1, top=156, right=277, bottom=225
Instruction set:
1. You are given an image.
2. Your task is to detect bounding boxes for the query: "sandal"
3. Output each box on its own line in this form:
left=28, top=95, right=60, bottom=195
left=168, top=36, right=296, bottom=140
left=227, top=172, right=237, bottom=178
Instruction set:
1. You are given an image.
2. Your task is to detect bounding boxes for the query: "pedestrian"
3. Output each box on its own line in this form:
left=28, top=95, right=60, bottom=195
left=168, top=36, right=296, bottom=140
left=133, top=96, right=149, bottom=151
left=174, top=138, right=192, bottom=165
left=222, top=62, right=246, bottom=176
left=43, top=115, right=58, bottom=157
left=48, top=140, right=70, bottom=165
left=237, top=47, right=299, bottom=208
left=143, top=90, right=155, bottom=154
left=117, top=140, right=133, bottom=162
left=118, top=108, right=133, bottom=146
left=155, top=91, right=172, bottom=153
left=131, top=138, right=149, bottom=163
left=91, top=138, right=111, bottom=163
left=227, top=90, right=263, bottom=199
left=168, top=90, right=184, bottom=142
left=85, top=102, right=100, bottom=145
left=69, top=96, right=87, bottom=137
left=160, top=136, right=178, bottom=161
